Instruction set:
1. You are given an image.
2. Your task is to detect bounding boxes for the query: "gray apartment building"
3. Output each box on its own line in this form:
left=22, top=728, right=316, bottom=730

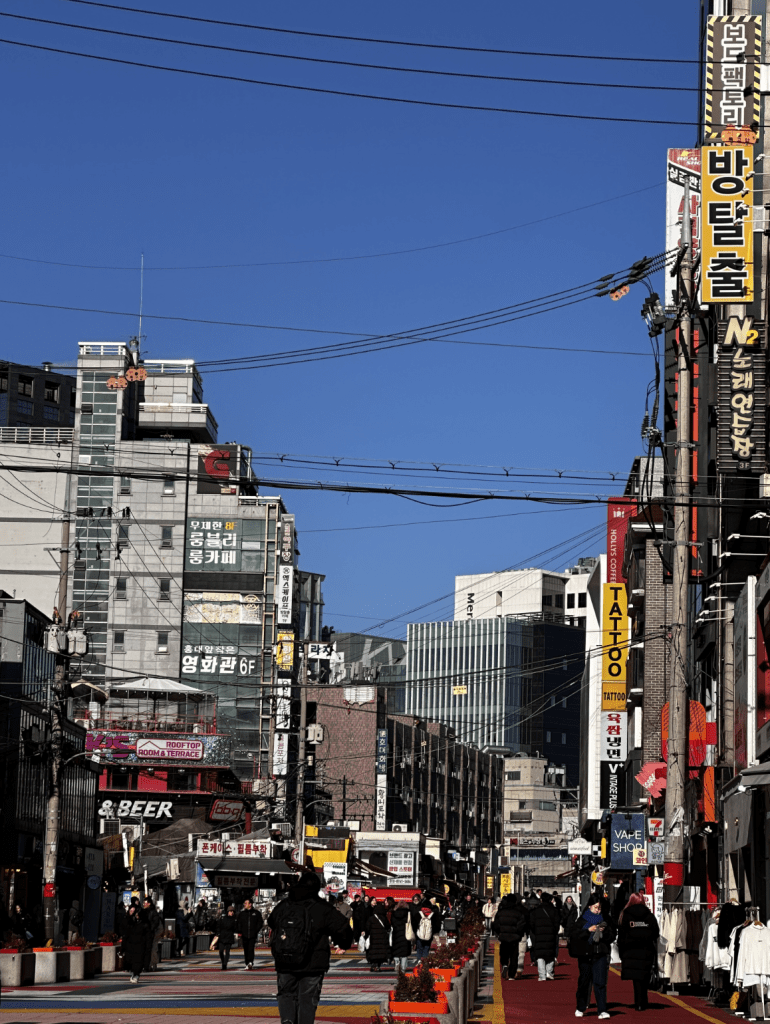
left=0, top=342, right=321, bottom=787
left=0, top=361, right=77, bottom=432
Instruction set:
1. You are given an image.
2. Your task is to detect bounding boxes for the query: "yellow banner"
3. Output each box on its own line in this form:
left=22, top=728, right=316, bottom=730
left=602, top=681, right=627, bottom=710
left=602, top=583, right=628, bottom=684
left=701, top=146, right=753, bottom=304
left=276, top=630, right=295, bottom=670
left=499, top=873, right=511, bottom=896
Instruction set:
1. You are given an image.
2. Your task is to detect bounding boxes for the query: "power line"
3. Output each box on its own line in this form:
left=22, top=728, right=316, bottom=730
left=0, top=182, right=664, bottom=271
left=0, top=38, right=700, bottom=126
left=0, top=12, right=700, bottom=94
left=56, top=1, right=704, bottom=65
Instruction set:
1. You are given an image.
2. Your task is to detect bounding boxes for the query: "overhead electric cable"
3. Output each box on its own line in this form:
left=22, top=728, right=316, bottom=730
left=0, top=38, right=700, bottom=126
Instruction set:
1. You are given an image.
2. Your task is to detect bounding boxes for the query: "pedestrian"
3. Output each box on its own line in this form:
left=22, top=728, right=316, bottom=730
left=121, top=904, right=149, bottom=984
left=175, top=905, right=190, bottom=957
left=351, top=895, right=367, bottom=943
left=364, top=898, right=391, bottom=972
left=492, top=893, right=528, bottom=980
left=12, top=903, right=32, bottom=943
left=617, top=893, right=659, bottom=1012
left=237, top=897, right=264, bottom=970
left=67, top=900, right=83, bottom=942
left=561, top=896, right=578, bottom=934
left=336, top=895, right=353, bottom=924
left=141, top=896, right=162, bottom=973
left=216, top=906, right=237, bottom=970
left=414, top=903, right=434, bottom=960
left=482, top=898, right=497, bottom=932
left=529, top=891, right=560, bottom=981
left=569, top=893, right=615, bottom=1019
left=194, top=898, right=209, bottom=932
left=268, top=871, right=351, bottom=1024
left=390, top=900, right=412, bottom=972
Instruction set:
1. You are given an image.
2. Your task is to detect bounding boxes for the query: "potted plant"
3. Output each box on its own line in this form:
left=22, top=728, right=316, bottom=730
left=33, top=941, right=68, bottom=984
left=389, top=961, right=449, bottom=1017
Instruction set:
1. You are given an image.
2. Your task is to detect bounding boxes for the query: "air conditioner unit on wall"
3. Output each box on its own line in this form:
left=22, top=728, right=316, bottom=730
left=392, top=824, right=408, bottom=832
left=100, top=818, right=121, bottom=835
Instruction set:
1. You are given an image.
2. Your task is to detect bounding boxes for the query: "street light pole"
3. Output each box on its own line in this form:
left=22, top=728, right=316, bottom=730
left=42, top=662, right=65, bottom=943
left=294, top=641, right=308, bottom=869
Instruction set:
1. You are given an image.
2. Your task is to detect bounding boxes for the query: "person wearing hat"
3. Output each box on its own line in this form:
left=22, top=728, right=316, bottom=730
left=268, top=872, right=351, bottom=1024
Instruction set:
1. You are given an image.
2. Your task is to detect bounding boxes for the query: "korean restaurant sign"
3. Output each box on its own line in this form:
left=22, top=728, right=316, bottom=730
left=601, top=711, right=628, bottom=763
left=197, top=839, right=270, bottom=857
left=704, top=17, right=761, bottom=142
left=716, top=317, right=766, bottom=475
left=701, top=146, right=754, bottom=304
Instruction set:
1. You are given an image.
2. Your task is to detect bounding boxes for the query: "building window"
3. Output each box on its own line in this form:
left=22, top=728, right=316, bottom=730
left=16, top=399, right=33, bottom=416
left=578, top=592, right=587, bottom=608
left=546, top=731, right=552, bottom=742
left=562, top=733, right=567, bottom=744
left=505, top=771, right=520, bottom=781
left=117, top=523, right=130, bottom=548
left=567, top=593, right=575, bottom=609
left=157, top=631, right=169, bottom=653
left=159, top=578, right=171, bottom=601
left=542, top=595, right=552, bottom=607
left=539, top=800, right=557, bottom=811
left=0, top=375, right=7, bottom=392
left=562, top=697, right=567, bottom=708
left=114, top=630, right=125, bottom=650
left=163, top=477, right=175, bottom=495
left=115, top=577, right=127, bottom=599
left=17, top=376, right=33, bottom=397
left=554, top=594, right=564, bottom=608
left=70, top=389, right=76, bottom=407
left=161, top=526, right=173, bottom=548
left=120, top=476, right=131, bottom=494
left=44, top=382, right=59, bottom=403
left=43, top=405, right=59, bottom=423
left=577, top=617, right=586, bottom=628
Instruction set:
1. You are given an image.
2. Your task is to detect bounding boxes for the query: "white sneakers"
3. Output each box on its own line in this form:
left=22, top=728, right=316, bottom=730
left=130, top=974, right=138, bottom=984
left=575, top=1012, right=583, bottom=1017
left=598, top=1013, right=611, bottom=1019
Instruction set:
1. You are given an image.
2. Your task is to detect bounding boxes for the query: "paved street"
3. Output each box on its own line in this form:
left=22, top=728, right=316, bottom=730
left=0, top=940, right=747, bottom=1024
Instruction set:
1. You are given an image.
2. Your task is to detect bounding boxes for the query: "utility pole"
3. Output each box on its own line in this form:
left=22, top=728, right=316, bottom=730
left=294, top=641, right=308, bottom=868
left=342, top=776, right=347, bottom=822
left=663, top=183, right=693, bottom=902
left=42, top=662, right=65, bottom=942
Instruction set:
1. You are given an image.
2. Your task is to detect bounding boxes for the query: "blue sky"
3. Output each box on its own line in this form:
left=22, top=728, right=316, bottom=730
left=0, top=0, right=698, bottom=636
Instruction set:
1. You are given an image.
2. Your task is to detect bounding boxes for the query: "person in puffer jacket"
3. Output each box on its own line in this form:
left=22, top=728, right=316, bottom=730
left=492, top=894, right=529, bottom=979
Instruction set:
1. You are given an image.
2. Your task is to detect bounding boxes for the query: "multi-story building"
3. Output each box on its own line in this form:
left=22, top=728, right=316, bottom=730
left=0, top=592, right=98, bottom=916
left=0, top=343, right=321, bottom=800
left=455, top=569, right=570, bottom=622
left=405, top=614, right=584, bottom=782
left=0, top=360, right=77, bottom=431
left=329, top=631, right=407, bottom=713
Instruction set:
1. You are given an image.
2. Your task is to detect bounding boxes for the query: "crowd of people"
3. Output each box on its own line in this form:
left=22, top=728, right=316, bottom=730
left=491, top=887, right=660, bottom=1016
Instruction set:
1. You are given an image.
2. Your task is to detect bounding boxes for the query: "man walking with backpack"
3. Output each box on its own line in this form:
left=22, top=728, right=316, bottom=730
left=268, top=872, right=352, bottom=1024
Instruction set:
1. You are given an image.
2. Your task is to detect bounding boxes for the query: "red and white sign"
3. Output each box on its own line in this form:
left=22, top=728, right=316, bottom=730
left=600, top=711, right=628, bottom=762
left=197, top=839, right=270, bottom=857
left=207, top=798, right=245, bottom=825
left=606, top=499, right=635, bottom=585
left=648, top=817, right=665, bottom=838
left=137, top=738, right=204, bottom=760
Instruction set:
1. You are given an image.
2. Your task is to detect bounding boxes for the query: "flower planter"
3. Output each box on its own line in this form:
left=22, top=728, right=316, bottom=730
left=389, top=1018, right=442, bottom=1024
left=0, top=951, right=23, bottom=987
left=389, top=994, right=450, bottom=1017
left=68, top=948, right=85, bottom=980
left=100, top=944, right=117, bottom=973
left=34, top=949, right=71, bottom=984
left=429, top=968, right=459, bottom=982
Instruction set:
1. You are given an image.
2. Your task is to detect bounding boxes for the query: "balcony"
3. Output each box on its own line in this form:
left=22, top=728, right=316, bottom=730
left=137, top=401, right=218, bottom=442
left=0, top=426, right=73, bottom=445
left=77, top=710, right=219, bottom=735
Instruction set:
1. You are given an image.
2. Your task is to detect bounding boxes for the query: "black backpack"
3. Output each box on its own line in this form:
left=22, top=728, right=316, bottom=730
left=270, top=900, right=314, bottom=968
left=567, top=925, right=594, bottom=959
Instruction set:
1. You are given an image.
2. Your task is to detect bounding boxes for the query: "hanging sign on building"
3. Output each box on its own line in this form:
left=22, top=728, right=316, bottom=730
left=387, top=851, right=415, bottom=884
left=600, top=762, right=624, bottom=813
left=186, top=519, right=241, bottom=569
left=704, top=16, right=761, bottom=142
left=273, top=731, right=289, bottom=776
left=701, top=146, right=754, bottom=304
left=600, top=711, right=628, bottom=763
left=375, top=729, right=388, bottom=774
left=276, top=631, right=295, bottom=675
left=197, top=444, right=239, bottom=494
left=609, top=813, right=645, bottom=869
left=606, top=500, right=635, bottom=585
left=602, top=584, right=629, bottom=686
left=197, top=839, right=270, bottom=857
left=137, top=737, right=204, bottom=760
left=279, top=517, right=295, bottom=565
left=665, top=150, right=701, bottom=312
left=277, top=564, right=294, bottom=625
left=716, top=317, right=766, bottom=474
left=375, top=774, right=387, bottom=831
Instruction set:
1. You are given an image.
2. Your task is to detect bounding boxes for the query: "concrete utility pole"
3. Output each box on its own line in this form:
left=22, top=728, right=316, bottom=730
left=42, top=662, right=65, bottom=941
left=663, top=185, right=693, bottom=902
left=294, top=641, right=308, bottom=867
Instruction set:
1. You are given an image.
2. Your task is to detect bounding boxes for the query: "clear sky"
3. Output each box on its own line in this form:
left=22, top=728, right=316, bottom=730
left=0, top=0, right=698, bottom=637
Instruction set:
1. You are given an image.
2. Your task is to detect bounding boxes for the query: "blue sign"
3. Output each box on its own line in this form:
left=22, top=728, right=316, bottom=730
left=376, top=728, right=388, bottom=774
left=610, top=813, right=645, bottom=869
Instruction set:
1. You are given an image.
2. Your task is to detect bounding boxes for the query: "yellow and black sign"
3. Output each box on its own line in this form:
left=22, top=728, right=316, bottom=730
left=276, top=630, right=295, bottom=671
left=704, top=16, right=761, bottom=142
left=452, top=685, right=468, bottom=696
left=602, top=584, right=628, bottom=685
left=602, top=681, right=627, bottom=710
left=701, top=146, right=753, bottom=304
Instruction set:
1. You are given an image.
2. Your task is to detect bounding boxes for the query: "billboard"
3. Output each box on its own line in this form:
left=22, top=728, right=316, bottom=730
left=85, top=730, right=231, bottom=766
left=137, top=737, right=203, bottom=760
left=665, top=150, right=701, bottom=312
left=704, top=16, right=761, bottom=142
left=716, top=317, right=766, bottom=475
left=197, top=839, right=269, bottom=857
left=277, top=563, right=294, bottom=625
left=196, top=444, right=239, bottom=494
left=701, top=146, right=754, bottom=304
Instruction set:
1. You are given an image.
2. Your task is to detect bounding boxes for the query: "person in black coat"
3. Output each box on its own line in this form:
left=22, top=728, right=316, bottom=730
left=141, top=897, right=162, bottom=973
left=121, top=905, right=149, bottom=984
left=492, top=894, right=529, bottom=980
left=364, top=899, right=391, bottom=972
left=351, top=896, right=368, bottom=942
left=268, top=871, right=352, bottom=1024
left=561, top=896, right=578, bottom=934
left=569, top=893, right=617, bottom=1019
left=529, top=891, right=561, bottom=981
left=390, top=902, right=412, bottom=972
left=215, top=906, right=238, bottom=970
left=617, top=893, right=659, bottom=1011
left=237, top=898, right=264, bottom=970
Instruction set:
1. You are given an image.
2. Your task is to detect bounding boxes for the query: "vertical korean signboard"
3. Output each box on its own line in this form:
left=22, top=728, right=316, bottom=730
left=375, top=728, right=388, bottom=831
left=277, top=517, right=294, bottom=626
left=665, top=150, right=700, bottom=312
left=716, top=317, right=766, bottom=475
left=601, top=583, right=629, bottom=811
left=701, top=146, right=754, bottom=304
left=704, top=16, right=761, bottom=142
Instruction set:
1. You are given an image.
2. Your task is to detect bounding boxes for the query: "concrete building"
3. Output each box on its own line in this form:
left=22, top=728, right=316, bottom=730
left=329, top=632, right=407, bottom=714
left=454, top=569, right=569, bottom=622
left=0, top=342, right=321, bottom=793
left=0, top=360, right=77, bottom=431
left=405, top=615, right=584, bottom=782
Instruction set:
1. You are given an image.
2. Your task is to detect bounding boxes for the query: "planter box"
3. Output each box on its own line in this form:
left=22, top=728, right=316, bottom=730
left=84, top=947, right=101, bottom=977
left=68, top=948, right=85, bottom=980
left=33, top=949, right=70, bottom=984
left=0, top=951, right=23, bottom=987
left=100, top=944, right=117, bottom=973
left=429, top=968, right=459, bottom=981
left=389, top=994, right=450, bottom=1016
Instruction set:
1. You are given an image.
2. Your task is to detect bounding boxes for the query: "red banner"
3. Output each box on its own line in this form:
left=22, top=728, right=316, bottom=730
left=607, top=499, right=635, bottom=584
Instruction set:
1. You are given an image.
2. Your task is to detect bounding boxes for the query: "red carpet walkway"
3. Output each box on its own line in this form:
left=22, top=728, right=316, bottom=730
left=490, top=943, right=741, bottom=1024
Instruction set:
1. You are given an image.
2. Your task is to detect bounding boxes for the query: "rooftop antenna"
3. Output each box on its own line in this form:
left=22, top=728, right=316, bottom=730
left=129, top=252, right=144, bottom=356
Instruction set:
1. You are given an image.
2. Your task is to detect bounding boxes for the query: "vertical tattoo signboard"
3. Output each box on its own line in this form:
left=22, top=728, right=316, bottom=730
left=701, top=146, right=754, bottom=304
left=704, top=17, right=761, bottom=142
left=600, top=582, right=629, bottom=812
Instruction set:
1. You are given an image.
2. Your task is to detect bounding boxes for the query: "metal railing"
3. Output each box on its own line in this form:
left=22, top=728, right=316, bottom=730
left=78, top=342, right=129, bottom=357
left=0, top=426, right=74, bottom=444
left=74, top=711, right=218, bottom=735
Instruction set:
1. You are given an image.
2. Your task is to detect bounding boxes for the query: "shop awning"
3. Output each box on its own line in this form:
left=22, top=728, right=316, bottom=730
left=740, top=763, right=770, bottom=788
left=198, top=857, right=296, bottom=876
left=350, top=857, right=398, bottom=879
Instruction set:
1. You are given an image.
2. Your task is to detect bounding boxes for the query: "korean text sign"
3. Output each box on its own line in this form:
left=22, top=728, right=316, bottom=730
left=601, top=711, right=628, bottom=763
left=186, top=518, right=241, bottom=570
left=701, top=146, right=754, bottom=304
left=704, top=16, right=761, bottom=142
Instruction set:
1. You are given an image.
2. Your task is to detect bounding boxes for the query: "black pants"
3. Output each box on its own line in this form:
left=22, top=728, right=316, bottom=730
left=243, top=937, right=256, bottom=965
left=277, top=972, right=325, bottom=1024
left=632, top=978, right=649, bottom=1009
left=219, top=944, right=232, bottom=968
left=576, top=956, right=609, bottom=1014
left=499, top=940, right=517, bottom=970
